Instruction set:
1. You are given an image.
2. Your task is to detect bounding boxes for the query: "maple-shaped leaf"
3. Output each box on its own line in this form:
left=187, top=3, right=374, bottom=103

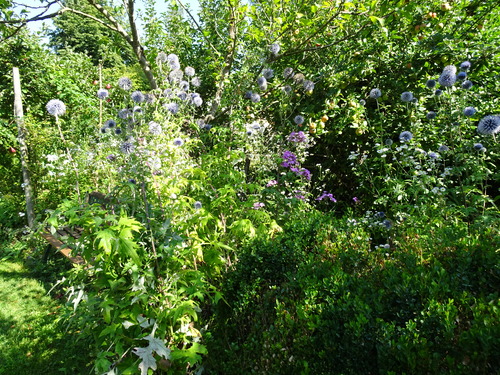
left=132, top=346, right=156, bottom=375
left=143, top=334, right=171, bottom=359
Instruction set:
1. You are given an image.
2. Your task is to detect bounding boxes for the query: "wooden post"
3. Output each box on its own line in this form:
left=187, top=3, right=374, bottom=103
left=13, top=67, right=35, bottom=229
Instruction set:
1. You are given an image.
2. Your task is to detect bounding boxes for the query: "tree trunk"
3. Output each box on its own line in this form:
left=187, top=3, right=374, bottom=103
left=13, top=67, right=35, bottom=229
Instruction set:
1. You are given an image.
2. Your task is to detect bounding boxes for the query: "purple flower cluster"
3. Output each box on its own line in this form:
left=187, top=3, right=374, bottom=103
left=281, top=150, right=298, bottom=168
left=287, top=131, right=307, bottom=143
left=316, top=191, right=336, bottom=202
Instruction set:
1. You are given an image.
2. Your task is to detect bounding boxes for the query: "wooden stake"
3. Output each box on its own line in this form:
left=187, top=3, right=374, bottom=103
left=13, top=67, right=35, bottom=229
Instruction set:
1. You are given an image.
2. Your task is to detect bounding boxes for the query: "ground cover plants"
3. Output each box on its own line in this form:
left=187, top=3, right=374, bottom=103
left=1, top=0, right=499, bottom=374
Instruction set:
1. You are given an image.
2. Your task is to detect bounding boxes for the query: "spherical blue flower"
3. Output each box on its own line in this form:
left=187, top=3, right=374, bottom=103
left=382, top=219, right=392, bottom=229
left=257, top=76, right=267, bottom=90
left=97, top=89, right=109, bottom=100
left=460, top=61, right=471, bottom=71
left=282, top=85, right=292, bottom=95
left=149, top=121, right=162, bottom=135
left=179, top=80, right=190, bottom=91
left=426, top=111, right=437, bottom=120
left=283, top=67, right=294, bottom=79
left=429, top=152, right=439, bottom=159
left=426, top=79, right=436, bottom=88
left=118, top=108, right=131, bottom=119
left=400, top=91, right=414, bottom=102
left=250, top=93, right=261, bottom=103
left=192, top=96, right=203, bottom=107
left=473, top=143, right=483, bottom=150
left=177, top=91, right=187, bottom=101
left=173, top=137, right=184, bottom=146
left=157, top=52, right=168, bottom=63
left=105, top=119, right=116, bottom=128
left=438, top=71, right=456, bottom=87
left=303, top=80, right=315, bottom=91
left=244, top=91, right=253, bottom=99
left=46, top=99, right=66, bottom=117
left=120, top=142, right=135, bottom=154
left=293, top=73, right=305, bottom=84
left=435, top=89, right=443, bottom=96
left=184, top=66, right=195, bottom=77
left=115, top=128, right=122, bottom=135
left=385, top=138, right=393, bottom=146
left=443, top=65, right=457, bottom=74
left=262, top=68, right=274, bottom=79
left=194, top=201, right=202, bottom=210
left=457, top=71, right=467, bottom=80
left=100, top=127, right=107, bottom=133
left=375, top=211, right=385, bottom=219
left=359, top=99, right=366, bottom=106
left=369, top=88, right=382, bottom=99
left=165, top=102, right=179, bottom=114
left=462, top=80, right=473, bottom=89
left=163, top=89, right=173, bottom=98
left=192, top=77, right=201, bottom=87
left=477, top=115, right=500, bottom=135
left=438, top=145, right=449, bottom=152
left=463, top=107, right=476, bottom=117
left=294, top=115, right=304, bottom=125
left=269, top=43, right=280, bottom=55
left=118, top=77, right=132, bottom=90
left=169, top=69, right=184, bottom=83
left=131, top=91, right=144, bottom=103
left=145, top=93, right=156, bottom=104
left=399, top=130, right=413, bottom=142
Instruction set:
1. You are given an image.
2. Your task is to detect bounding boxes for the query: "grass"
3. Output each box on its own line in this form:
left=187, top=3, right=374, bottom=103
left=0, top=259, right=93, bottom=375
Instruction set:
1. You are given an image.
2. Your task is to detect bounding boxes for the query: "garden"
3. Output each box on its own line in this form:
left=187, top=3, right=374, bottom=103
left=0, top=0, right=499, bottom=374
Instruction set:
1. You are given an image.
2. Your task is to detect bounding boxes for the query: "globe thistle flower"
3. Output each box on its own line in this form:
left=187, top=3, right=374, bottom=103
left=426, top=111, right=437, bottom=120
left=177, top=91, right=187, bottom=101
left=282, top=85, right=292, bottom=95
left=104, top=119, right=116, bottom=128
left=460, top=61, right=471, bottom=71
left=462, top=80, right=473, bottom=90
left=269, top=43, right=280, bottom=55
left=303, top=80, right=315, bottom=91
left=374, top=211, right=385, bottom=219
left=194, top=201, right=202, bottom=210
left=438, top=71, right=456, bottom=87
left=244, top=90, right=253, bottom=99
left=157, top=52, right=168, bottom=63
left=293, top=73, right=305, bottom=84
left=250, top=93, right=261, bottom=103
left=457, top=71, right=467, bottom=80
left=257, top=76, right=268, bottom=90
left=294, top=115, right=305, bottom=125
left=385, top=138, right=393, bottom=146
left=283, top=67, right=294, bottom=79
left=192, top=77, right=201, bottom=87
left=359, top=99, right=366, bottom=106
left=400, top=91, right=414, bottom=102
left=382, top=219, right=392, bottom=229
left=443, top=65, right=457, bottom=74
left=477, top=115, right=500, bottom=135
left=149, top=121, right=162, bottom=135
left=435, top=89, right=443, bottom=96
left=262, top=68, right=274, bottom=79
left=131, top=91, right=144, bottom=103
left=120, top=141, right=135, bottom=154
left=118, top=108, right=131, bottom=119
left=192, top=96, right=203, bottom=107
left=133, top=106, right=142, bottom=113
left=100, top=126, right=107, bottom=134
left=173, top=138, right=184, bottom=146
left=46, top=99, right=66, bottom=117
left=97, top=89, right=109, bottom=100
left=167, top=53, right=179, bottom=63
left=184, top=66, right=195, bottom=77
left=463, top=107, right=476, bottom=117
left=179, top=80, right=190, bottom=91
left=118, top=77, right=132, bottom=90
left=163, top=88, right=173, bottom=98
left=164, top=102, right=179, bottom=114
left=399, top=130, right=413, bottom=142
left=473, top=143, right=483, bottom=150
left=169, top=69, right=184, bottom=84
left=115, top=128, right=122, bottom=135
left=428, top=152, right=439, bottom=159
left=426, top=79, right=436, bottom=88
left=438, top=145, right=449, bottom=152
left=369, top=88, right=382, bottom=99
left=144, top=93, right=156, bottom=104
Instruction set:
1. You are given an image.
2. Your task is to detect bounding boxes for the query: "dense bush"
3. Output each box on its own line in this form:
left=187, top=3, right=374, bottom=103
left=206, top=213, right=500, bottom=374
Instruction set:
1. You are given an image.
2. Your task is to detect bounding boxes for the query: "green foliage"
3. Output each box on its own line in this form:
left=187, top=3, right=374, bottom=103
left=206, top=212, right=500, bottom=375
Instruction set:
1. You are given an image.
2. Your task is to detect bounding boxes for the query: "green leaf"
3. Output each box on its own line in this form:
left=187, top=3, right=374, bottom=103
left=95, top=229, right=115, bottom=254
